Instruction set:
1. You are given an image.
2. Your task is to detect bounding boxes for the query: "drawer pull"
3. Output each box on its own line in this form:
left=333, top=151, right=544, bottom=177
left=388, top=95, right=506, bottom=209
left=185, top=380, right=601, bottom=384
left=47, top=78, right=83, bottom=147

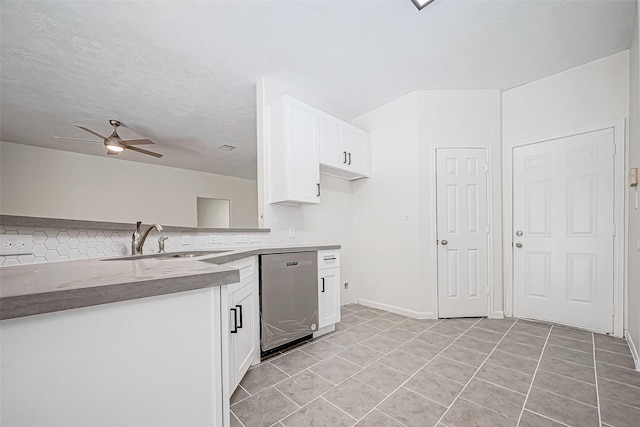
left=323, top=256, right=336, bottom=261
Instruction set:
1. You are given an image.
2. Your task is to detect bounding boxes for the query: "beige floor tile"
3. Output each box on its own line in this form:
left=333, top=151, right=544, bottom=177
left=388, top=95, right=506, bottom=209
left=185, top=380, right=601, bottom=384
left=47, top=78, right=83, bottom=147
left=525, top=387, right=599, bottom=427
left=281, top=397, right=355, bottom=427
left=600, top=397, right=640, bottom=427
left=475, top=318, right=515, bottom=334
left=275, top=370, right=334, bottom=406
left=231, top=387, right=299, bottom=427
left=323, top=331, right=364, bottom=348
left=271, top=350, right=321, bottom=376
left=442, top=398, right=516, bottom=427
left=460, top=378, right=526, bottom=420
left=487, top=349, right=538, bottom=375
left=429, top=323, right=467, bottom=338
left=439, top=344, right=488, bottom=368
left=594, top=335, right=633, bottom=355
left=464, top=326, right=504, bottom=344
left=354, top=362, right=410, bottom=394
left=301, top=339, right=345, bottom=360
left=454, top=334, right=497, bottom=354
left=598, top=377, right=640, bottom=409
left=323, top=378, right=386, bottom=419
left=399, top=338, right=442, bottom=361
left=518, top=410, right=566, bottom=426
left=424, top=355, right=477, bottom=385
left=546, top=334, right=593, bottom=353
left=379, top=349, right=427, bottom=375
left=415, top=331, right=456, bottom=348
left=354, top=409, right=404, bottom=426
left=543, top=344, right=594, bottom=367
left=338, top=344, right=384, bottom=367
left=404, top=369, right=463, bottom=406
left=551, top=326, right=592, bottom=343
left=538, top=356, right=595, bottom=384
left=475, top=362, right=533, bottom=394
left=597, top=361, right=640, bottom=387
left=378, top=387, right=447, bottom=427
left=596, top=348, right=636, bottom=369
left=309, top=355, right=362, bottom=385
left=510, top=322, right=551, bottom=337
left=240, top=362, right=289, bottom=394
left=362, top=317, right=397, bottom=331
left=533, top=370, right=597, bottom=406
left=230, top=385, right=250, bottom=404
left=359, top=335, right=402, bottom=354
left=497, top=339, right=543, bottom=360
left=503, top=330, right=547, bottom=348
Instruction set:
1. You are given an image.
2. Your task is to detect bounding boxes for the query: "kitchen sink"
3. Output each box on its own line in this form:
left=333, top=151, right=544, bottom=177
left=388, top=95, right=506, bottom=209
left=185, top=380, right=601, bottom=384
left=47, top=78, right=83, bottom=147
left=101, top=250, right=233, bottom=261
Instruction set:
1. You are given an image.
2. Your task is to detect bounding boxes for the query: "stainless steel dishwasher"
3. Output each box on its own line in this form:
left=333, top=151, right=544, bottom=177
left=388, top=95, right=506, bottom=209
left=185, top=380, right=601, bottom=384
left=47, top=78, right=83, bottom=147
left=260, top=252, right=318, bottom=355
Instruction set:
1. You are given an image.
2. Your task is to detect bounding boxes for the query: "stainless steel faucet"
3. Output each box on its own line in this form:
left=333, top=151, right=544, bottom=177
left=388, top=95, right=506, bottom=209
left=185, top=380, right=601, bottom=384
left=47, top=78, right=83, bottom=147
left=131, top=221, right=163, bottom=255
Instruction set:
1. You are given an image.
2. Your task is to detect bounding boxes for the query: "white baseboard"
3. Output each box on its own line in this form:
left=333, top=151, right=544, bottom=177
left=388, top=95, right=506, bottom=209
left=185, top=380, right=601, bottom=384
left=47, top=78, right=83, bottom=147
left=491, top=311, right=505, bottom=319
left=358, top=299, right=435, bottom=319
left=626, top=334, right=640, bottom=372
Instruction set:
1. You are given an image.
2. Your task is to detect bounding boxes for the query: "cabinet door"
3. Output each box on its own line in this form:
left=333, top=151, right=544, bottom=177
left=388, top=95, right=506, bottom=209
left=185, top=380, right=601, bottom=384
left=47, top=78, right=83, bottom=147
left=286, top=100, right=320, bottom=203
left=318, top=114, right=344, bottom=169
left=344, top=127, right=370, bottom=176
left=318, top=268, right=341, bottom=329
left=229, top=281, right=259, bottom=392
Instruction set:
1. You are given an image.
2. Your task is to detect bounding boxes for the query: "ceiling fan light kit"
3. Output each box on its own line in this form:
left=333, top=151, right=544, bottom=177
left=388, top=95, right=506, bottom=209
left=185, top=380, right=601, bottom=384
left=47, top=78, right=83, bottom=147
left=56, top=119, right=163, bottom=158
left=411, top=0, right=436, bottom=11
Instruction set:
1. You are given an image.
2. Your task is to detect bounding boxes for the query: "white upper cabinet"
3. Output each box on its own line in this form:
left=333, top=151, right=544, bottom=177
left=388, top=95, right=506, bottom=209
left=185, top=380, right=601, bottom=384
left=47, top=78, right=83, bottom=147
left=318, top=112, right=370, bottom=180
left=268, top=96, right=320, bottom=205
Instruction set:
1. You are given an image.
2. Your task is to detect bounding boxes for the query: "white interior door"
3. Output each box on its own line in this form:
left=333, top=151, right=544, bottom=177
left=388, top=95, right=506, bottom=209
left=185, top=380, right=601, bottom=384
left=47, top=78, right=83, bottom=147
left=513, top=128, right=615, bottom=333
left=436, top=148, right=489, bottom=318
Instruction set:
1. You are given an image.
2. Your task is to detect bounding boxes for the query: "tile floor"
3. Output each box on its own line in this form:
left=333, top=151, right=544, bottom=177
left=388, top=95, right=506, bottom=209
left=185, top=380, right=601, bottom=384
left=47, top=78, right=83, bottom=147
left=230, top=304, right=640, bottom=427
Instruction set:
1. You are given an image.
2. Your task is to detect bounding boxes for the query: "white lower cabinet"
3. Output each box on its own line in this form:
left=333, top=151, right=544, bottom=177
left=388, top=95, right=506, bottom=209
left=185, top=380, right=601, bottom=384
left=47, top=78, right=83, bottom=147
left=318, top=268, right=340, bottom=328
left=317, top=250, right=341, bottom=332
left=228, top=279, right=259, bottom=393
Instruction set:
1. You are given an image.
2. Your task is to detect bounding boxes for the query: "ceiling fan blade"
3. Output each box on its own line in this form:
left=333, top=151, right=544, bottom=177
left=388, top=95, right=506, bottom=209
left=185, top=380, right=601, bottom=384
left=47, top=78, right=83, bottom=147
left=127, top=145, right=163, bottom=158
left=54, top=137, right=102, bottom=143
left=74, top=125, right=107, bottom=140
left=121, top=138, right=155, bottom=145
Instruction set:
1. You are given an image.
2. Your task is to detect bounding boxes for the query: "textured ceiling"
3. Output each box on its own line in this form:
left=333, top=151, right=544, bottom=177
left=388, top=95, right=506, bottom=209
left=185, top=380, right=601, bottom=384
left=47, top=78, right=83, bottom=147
left=0, top=0, right=635, bottom=180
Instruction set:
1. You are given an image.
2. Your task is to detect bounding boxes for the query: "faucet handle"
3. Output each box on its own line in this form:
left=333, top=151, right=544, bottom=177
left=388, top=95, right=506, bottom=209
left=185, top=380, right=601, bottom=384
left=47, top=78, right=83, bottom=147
left=158, top=235, right=168, bottom=254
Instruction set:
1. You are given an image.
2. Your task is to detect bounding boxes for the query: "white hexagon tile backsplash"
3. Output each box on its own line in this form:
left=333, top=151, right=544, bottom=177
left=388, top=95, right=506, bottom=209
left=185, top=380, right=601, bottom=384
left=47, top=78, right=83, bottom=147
left=0, top=226, right=271, bottom=266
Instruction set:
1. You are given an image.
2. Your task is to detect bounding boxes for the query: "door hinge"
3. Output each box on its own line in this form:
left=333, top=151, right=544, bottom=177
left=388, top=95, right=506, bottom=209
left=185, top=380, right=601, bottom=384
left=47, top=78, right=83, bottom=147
left=613, top=141, right=617, bottom=156
left=485, top=163, right=489, bottom=172
left=486, top=224, right=490, bottom=234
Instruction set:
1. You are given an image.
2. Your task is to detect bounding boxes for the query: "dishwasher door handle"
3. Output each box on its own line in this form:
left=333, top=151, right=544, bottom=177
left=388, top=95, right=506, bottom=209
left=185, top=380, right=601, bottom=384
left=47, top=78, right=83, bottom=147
left=286, top=261, right=299, bottom=267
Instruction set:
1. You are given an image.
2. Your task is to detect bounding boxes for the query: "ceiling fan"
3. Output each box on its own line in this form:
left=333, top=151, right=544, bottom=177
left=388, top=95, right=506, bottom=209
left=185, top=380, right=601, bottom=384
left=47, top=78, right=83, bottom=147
left=55, top=119, right=163, bottom=158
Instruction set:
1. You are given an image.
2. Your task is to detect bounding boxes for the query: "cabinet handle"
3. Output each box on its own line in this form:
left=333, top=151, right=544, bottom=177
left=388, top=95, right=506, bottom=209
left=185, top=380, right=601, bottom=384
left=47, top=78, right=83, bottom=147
left=230, top=308, right=238, bottom=333
left=343, top=151, right=347, bottom=164
left=348, top=152, right=351, bottom=165
left=321, top=277, right=325, bottom=293
left=323, top=256, right=336, bottom=261
left=317, top=183, right=320, bottom=197
left=236, top=304, right=243, bottom=329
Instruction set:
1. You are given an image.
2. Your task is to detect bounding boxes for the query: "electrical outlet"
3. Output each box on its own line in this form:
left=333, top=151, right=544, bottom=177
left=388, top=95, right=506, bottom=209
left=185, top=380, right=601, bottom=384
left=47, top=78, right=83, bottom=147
left=209, top=235, right=222, bottom=244
left=235, top=235, right=248, bottom=243
left=288, top=227, right=296, bottom=238
left=0, top=235, right=34, bottom=255
left=344, top=282, right=349, bottom=291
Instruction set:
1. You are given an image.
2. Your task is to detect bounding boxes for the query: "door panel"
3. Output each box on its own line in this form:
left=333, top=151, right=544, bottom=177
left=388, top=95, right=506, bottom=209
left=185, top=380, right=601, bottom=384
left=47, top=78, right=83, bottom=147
left=513, top=128, right=614, bottom=332
left=436, top=148, right=489, bottom=318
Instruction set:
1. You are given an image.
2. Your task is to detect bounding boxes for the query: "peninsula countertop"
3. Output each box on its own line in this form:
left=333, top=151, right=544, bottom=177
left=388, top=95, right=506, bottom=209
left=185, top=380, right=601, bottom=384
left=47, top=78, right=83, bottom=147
left=0, top=244, right=340, bottom=320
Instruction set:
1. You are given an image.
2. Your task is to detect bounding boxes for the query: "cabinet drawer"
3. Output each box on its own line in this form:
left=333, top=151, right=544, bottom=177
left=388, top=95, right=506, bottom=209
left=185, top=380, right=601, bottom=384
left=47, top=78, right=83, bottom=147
left=318, top=250, right=340, bottom=269
left=223, top=256, right=257, bottom=294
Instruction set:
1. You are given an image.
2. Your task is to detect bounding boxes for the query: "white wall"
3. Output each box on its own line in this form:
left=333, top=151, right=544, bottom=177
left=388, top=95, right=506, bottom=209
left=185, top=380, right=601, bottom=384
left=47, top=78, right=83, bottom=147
left=350, top=90, right=501, bottom=317
left=0, top=141, right=258, bottom=228
left=351, top=93, right=421, bottom=314
left=626, top=1, right=640, bottom=366
left=416, top=90, right=502, bottom=317
left=502, top=51, right=630, bottom=333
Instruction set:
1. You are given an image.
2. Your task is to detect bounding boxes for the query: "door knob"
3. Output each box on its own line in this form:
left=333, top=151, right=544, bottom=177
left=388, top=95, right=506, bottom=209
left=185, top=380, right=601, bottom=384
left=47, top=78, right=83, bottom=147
left=516, top=242, right=523, bottom=248
left=441, top=240, right=448, bottom=245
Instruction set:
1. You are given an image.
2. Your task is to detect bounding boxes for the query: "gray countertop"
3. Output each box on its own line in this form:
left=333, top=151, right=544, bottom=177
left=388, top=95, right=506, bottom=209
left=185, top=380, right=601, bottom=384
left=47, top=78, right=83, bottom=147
left=0, top=244, right=340, bottom=320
